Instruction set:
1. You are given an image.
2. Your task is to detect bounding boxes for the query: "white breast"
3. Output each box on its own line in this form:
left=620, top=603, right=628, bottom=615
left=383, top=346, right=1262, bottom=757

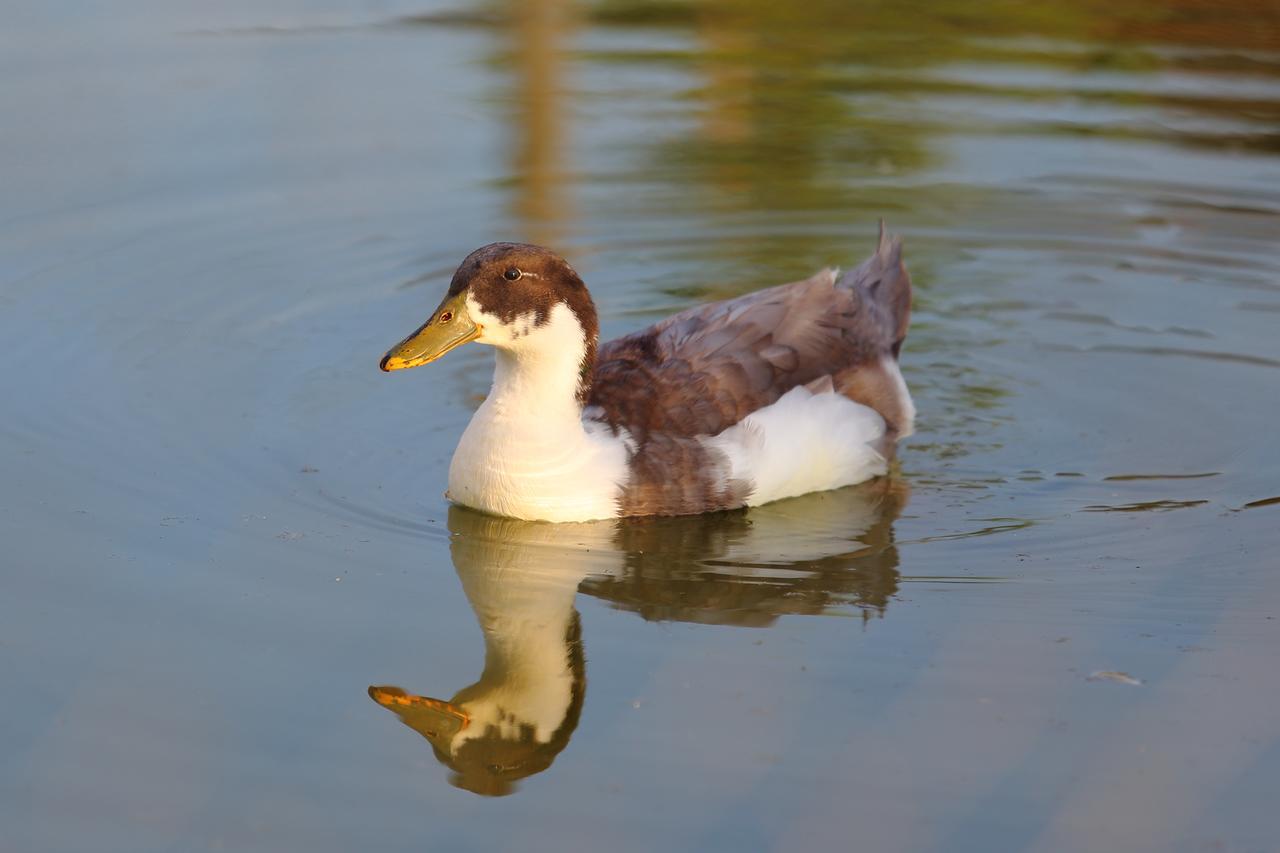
left=447, top=408, right=629, bottom=522
left=445, top=301, right=631, bottom=522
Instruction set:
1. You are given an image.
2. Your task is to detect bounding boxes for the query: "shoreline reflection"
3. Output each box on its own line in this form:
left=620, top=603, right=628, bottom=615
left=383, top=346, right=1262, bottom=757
left=370, top=479, right=907, bottom=796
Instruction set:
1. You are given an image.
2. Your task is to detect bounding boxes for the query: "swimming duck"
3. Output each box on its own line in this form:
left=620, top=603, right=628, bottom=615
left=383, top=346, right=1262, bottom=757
left=380, top=226, right=914, bottom=522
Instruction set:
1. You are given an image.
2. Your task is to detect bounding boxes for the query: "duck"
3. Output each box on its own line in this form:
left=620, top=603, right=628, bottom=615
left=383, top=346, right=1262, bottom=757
left=380, top=225, right=914, bottom=522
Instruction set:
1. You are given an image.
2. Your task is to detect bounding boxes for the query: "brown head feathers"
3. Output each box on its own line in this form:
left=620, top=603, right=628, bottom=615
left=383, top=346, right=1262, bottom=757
left=448, top=242, right=600, bottom=399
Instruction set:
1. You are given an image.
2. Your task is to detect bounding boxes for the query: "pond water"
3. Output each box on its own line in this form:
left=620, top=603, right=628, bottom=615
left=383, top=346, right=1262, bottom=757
left=3, top=2, right=1279, bottom=851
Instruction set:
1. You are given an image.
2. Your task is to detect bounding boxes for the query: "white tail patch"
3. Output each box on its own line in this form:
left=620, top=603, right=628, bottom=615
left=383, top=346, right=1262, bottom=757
left=707, top=385, right=888, bottom=507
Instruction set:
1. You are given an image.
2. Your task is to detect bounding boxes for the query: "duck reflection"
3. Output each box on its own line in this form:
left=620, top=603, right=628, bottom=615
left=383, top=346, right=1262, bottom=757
left=586, top=477, right=906, bottom=627
left=369, top=516, right=594, bottom=797
left=369, top=479, right=907, bottom=796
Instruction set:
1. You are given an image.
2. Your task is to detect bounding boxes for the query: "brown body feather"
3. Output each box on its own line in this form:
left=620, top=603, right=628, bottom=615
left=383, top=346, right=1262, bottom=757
left=589, top=228, right=913, bottom=516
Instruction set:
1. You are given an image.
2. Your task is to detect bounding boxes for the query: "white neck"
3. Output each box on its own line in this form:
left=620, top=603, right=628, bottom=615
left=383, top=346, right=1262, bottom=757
left=487, top=331, right=587, bottom=422
left=447, top=301, right=629, bottom=522
left=469, top=297, right=591, bottom=421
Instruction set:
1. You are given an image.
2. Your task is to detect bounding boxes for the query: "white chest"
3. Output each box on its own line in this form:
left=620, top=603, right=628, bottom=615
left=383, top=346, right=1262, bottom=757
left=447, top=403, right=629, bottom=522
left=444, top=301, right=631, bottom=522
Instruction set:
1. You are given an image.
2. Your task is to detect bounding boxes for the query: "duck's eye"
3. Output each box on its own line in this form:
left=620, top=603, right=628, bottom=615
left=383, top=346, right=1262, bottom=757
left=438, top=311, right=453, bottom=323
left=503, top=267, right=522, bottom=281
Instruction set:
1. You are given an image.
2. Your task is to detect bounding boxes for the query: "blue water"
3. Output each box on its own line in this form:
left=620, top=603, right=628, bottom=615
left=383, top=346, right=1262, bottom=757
left=3, top=2, right=1279, bottom=851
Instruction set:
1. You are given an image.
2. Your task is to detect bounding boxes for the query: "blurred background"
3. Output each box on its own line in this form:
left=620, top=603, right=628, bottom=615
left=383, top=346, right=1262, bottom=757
left=2, top=1, right=1279, bottom=851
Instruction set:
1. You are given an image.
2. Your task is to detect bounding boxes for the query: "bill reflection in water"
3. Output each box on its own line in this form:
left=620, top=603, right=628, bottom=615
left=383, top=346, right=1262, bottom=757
left=370, top=480, right=907, bottom=796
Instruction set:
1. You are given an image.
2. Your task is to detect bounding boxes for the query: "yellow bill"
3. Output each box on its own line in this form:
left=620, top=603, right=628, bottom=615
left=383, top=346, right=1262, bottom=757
left=380, top=292, right=481, bottom=371
left=368, top=685, right=471, bottom=741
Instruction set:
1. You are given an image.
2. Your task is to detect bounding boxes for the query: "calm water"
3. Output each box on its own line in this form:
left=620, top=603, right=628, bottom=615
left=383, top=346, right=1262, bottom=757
left=3, top=2, right=1279, bottom=851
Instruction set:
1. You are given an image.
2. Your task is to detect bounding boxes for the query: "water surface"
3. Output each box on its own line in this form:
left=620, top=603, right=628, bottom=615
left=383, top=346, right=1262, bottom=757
left=3, top=2, right=1279, bottom=851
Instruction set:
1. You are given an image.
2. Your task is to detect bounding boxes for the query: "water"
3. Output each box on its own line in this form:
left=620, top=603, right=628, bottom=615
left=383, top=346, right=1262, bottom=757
left=3, top=2, right=1279, bottom=851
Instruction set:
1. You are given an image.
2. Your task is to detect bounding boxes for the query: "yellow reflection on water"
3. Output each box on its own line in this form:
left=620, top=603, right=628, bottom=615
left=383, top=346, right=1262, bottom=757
left=509, top=0, right=576, bottom=247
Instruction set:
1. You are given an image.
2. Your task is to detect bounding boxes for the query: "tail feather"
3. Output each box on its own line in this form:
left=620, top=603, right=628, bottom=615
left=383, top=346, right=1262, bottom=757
left=836, top=221, right=912, bottom=359
left=831, top=223, right=916, bottom=439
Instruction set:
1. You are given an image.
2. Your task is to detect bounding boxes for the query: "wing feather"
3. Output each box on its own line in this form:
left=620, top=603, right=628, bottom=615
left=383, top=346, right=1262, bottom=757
left=588, top=231, right=912, bottom=439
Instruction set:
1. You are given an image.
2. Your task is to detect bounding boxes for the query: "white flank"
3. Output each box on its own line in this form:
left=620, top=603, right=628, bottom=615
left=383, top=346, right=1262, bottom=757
left=706, top=385, right=889, bottom=507
left=448, top=300, right=629, bottom=522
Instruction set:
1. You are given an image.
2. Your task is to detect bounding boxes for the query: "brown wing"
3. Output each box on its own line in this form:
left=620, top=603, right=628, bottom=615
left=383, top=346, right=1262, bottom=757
left=587, top=228, right=912, bottom=440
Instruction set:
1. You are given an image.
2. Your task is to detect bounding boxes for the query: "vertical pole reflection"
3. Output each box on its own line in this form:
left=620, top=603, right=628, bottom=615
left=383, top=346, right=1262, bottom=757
left=695, top=12, right=753, bottom=197
left=509, top=0, right=575, bottom=247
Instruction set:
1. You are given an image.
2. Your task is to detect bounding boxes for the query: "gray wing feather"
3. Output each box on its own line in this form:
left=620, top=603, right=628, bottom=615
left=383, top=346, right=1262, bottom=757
left=589, top=228, right=912, bottom=440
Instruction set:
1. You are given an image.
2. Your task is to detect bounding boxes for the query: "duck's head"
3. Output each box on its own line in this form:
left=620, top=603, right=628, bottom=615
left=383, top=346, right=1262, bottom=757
left=380, top=242, right=598, bottom=375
